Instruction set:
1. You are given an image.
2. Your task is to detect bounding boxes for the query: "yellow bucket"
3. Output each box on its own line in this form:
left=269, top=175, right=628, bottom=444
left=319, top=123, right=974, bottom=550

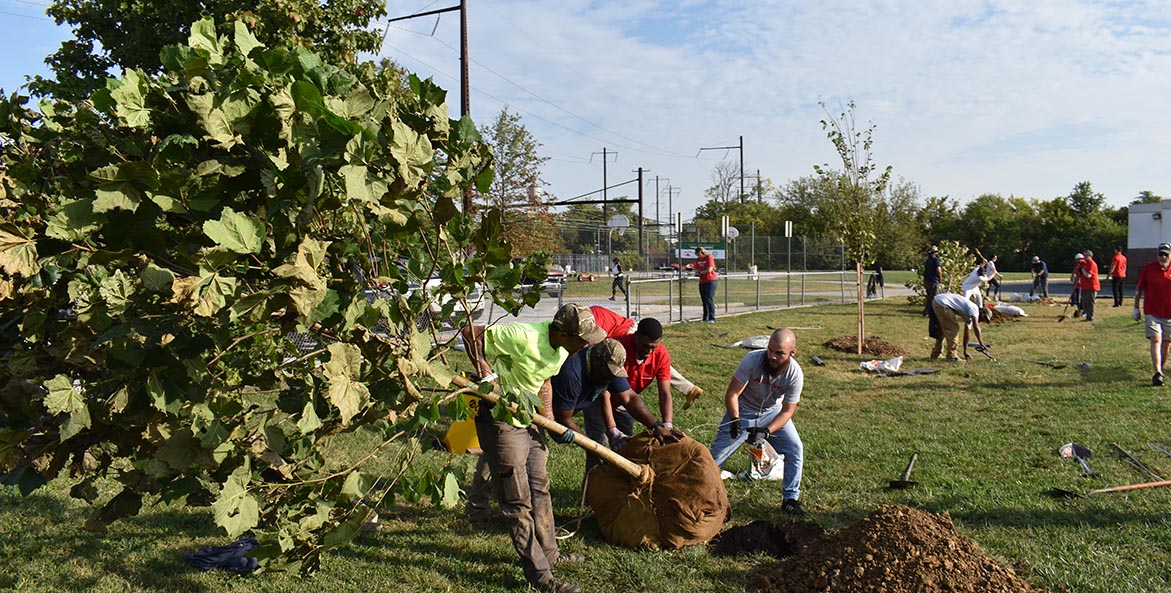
left=443, top=395, right=481, bottom=454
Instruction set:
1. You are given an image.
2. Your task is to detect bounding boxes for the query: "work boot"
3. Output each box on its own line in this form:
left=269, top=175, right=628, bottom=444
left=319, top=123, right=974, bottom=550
left=535, top=577, right=582, bottom=593
left=1154, top=373, right=1165, bottom=387
left=683, top=385, right=704, bottom=410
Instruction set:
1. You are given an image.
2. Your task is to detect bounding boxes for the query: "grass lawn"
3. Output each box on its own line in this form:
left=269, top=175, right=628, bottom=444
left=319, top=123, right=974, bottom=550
left=4, top=295, right=1171, bottom=592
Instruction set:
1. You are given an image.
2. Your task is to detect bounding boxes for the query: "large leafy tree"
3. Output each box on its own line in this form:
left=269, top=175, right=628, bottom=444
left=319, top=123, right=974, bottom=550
left=32, top=0, right=389, bottom=101
left=478, top=106, right=559, bottom=256
left=0, top=19, right=533, bottom=574
left=813, top=101, right=891, bottom=354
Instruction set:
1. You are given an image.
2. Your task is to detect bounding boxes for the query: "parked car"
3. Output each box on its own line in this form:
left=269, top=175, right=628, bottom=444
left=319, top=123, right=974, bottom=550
left=515, top=258, right=566, bottom=298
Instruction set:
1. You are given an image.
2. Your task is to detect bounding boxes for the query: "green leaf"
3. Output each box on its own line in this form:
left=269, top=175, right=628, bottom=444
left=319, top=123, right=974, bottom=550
left=441, top=472, right=461, bottom=509
left=46, top=200, right=103, bottom=241
left=171, top=271, right=238, bottom=317
left=141, top=263, right=176, bottom=293
left=0, top=223, right=39, bottom=277
left=341, top=470, right=368, bottom=500
left=189, top=17, right=224, bottom=65
left=93, top=182, right=143, bottom=213
left=291, top=80, right=325, bottom=116
left=44, top=375, right=85, bottom=414
left=0, top=466, right=47, bottom=496
left=296, top=400, right=322, bottom=434
left=341, top=164, right=371, bottom=203
left=233, top=21, right=265, bottom=57
left=61, top=406, right=91, bottom=443
left=156, top=429, right=201, bottom=469
left=110, top=69, right=151, bottom=128
left=324, top=343, right=369, bottom=425
left=213, top=461, right=259, bottom=538
left=203, top=207, right=265, bottom=254
left=184, top=93, right=235, bottom=147
left=98, top=269, right=135, bottom=315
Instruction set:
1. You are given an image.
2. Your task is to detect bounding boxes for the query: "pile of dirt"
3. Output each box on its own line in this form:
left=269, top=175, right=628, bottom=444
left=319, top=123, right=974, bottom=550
left=752, top=505, right=1049, bottom=593
left=986, top=308, right=1017, bottom=324
left=825, top=336, right=908, bottom=358
left=709, top=520, right=826, bottom=559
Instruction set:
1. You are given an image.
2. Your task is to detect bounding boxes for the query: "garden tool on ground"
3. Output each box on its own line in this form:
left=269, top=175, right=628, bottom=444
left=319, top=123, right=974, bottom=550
left=1047, top=479, right=1171, bottom=499
left=888, top=454, right=919, bottom=489
left=1110, top=442, right=1165, bottom=481
left=1058, top=443, right=1099, bottom=478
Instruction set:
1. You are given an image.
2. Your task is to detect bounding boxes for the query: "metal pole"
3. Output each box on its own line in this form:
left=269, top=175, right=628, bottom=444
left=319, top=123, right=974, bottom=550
left=738, top=135, right=744, bottom=203
left=637, top=167, right=644, bottom=257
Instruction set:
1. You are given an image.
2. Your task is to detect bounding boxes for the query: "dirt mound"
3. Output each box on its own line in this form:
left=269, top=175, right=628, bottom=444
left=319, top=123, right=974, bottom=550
left=753, top=505, right=1048, bottom=593
left=825, top=336, right=908, bottom=358
left=986, top=308, right=1017, bottom=324
left=709, top=520, right=826, bottom=559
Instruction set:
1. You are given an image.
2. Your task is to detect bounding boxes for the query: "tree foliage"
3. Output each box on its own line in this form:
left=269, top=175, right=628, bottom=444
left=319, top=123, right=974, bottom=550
left=478, top=106, right=559, bottom=256
left=32, top=0, right=390, bottom=101
left=0, top=19, right=534, bottom=574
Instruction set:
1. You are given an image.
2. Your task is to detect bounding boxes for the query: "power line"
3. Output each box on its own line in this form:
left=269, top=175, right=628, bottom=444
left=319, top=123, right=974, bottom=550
left=381, top=41, right=690, bottom=160
left=382, top=21, right=694, bottom=160
left=0, top=8, right=51, bottom=20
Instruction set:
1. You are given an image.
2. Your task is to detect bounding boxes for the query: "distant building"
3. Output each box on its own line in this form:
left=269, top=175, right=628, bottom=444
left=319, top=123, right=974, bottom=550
left=1128, top=201, right=1171, bottom=280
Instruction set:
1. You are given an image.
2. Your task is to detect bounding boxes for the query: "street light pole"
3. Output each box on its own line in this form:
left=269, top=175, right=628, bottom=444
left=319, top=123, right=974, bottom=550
left=698, top=135, right=745, bottom=203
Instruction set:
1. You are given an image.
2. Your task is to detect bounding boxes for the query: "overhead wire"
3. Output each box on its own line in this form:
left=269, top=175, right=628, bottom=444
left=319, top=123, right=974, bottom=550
left=379, top=18, right=698, bottom=160
left=0, top=7, right=51, bottom=20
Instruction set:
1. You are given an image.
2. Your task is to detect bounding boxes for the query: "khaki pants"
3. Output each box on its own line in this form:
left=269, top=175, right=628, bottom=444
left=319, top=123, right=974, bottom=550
left=931, top=300, right=964, bottom=360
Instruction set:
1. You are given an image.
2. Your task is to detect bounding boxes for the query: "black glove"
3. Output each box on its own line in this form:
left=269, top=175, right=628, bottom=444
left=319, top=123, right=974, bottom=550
left=728, top=417, right=741, bottom=440
left=552, top=429, right=575, bottom=445
left=747, top=427, right=770, bottom=447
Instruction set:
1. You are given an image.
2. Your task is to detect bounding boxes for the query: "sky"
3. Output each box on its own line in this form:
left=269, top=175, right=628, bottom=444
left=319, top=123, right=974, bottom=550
left=3, top=0, right=1171, bottom=223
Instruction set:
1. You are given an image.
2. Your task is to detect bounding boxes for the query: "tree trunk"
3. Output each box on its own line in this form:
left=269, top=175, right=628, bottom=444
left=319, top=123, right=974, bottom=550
left=856, top=261, right=865, bottom=355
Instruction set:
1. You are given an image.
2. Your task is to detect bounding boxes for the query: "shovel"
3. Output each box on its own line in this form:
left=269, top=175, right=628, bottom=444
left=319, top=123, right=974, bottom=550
left=1058, top=442, right=1099, bottom=478
left=1110, top=442, right=1165, bottom=481
left=888, top=454, right=919, bottom=489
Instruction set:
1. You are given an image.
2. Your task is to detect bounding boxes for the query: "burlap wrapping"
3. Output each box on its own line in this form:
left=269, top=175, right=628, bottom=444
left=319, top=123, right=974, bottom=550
left=586, top=432, right=731, bottom=549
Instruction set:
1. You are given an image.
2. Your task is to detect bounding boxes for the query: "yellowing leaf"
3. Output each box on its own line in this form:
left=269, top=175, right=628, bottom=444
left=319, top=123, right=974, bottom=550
left=203, top=207, right=265, bottom=254
left=324, top=343, right=368, bottom=425
left=171, top=271, right=238, bottom=317
left=0, top=223, right=39, bottom=277
left=212, top=461, right=259, bottom=538
left=110, top=69, right=151, bottom=128
left=272, top=237, right=330, bottom=288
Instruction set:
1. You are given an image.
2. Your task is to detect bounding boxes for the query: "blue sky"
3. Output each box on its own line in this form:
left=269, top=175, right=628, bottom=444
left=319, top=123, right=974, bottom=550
left=4, top=0, right=1171, bottom=222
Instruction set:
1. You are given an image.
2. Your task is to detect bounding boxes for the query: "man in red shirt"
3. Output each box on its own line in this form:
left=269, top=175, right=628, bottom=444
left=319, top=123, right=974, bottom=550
left=1134, top=242, right=1171, bottom=386
left=580, top=318, right=683, bottom=457
left=589, top=306, right=704, bottom=408
left=1108, top=246, right=1128, bottom=308
left=695, top=246, right=719, bottom=322
left=1077, top=250, right=1100, bottom=322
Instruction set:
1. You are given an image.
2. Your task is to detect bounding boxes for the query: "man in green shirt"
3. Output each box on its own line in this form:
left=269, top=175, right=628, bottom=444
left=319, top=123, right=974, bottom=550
left=460, top=304, right=605, bottom=593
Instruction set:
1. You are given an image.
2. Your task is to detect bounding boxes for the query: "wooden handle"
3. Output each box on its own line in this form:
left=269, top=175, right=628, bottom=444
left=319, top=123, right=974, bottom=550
left=1089, top=479, right=1171, bottom=495
left=902, top=454, right=918, bottom=481
left=451, top=376, right=645, bottom=479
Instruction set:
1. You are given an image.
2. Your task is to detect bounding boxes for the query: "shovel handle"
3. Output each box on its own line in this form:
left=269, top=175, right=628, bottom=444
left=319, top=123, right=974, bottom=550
left=451, top=376, right=644, bottom=479
left=902, top=454, right=918, bottom=481
left=1089, top=479, right=1171, bottom=495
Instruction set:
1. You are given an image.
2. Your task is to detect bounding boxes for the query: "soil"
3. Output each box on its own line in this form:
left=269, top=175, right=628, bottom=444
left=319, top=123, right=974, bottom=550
left=825, top=336, right=908, bottom=358
left=751, top=505, right=1050, bottom=593
left=986, top=308, right=1017, bottom=324
left=709, top=520, right=827, bottom=559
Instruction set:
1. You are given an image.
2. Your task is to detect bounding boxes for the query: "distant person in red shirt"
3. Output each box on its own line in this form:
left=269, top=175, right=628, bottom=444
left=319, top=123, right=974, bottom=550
left=589, top=306, right=704, bottom=407
left=695, top=246, right=718, bottom=322
left=1134, top=242, right=1171, bottom=386
left=1108, top=246, right=1128, bottom=307
left=1077, top=250, right=1100, bottom=322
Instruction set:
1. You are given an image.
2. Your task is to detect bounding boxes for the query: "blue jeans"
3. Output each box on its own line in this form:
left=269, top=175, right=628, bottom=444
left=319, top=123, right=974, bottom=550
left=709, top=407, right=803, bottom=500
left=699, top=280, right=718, bottom=321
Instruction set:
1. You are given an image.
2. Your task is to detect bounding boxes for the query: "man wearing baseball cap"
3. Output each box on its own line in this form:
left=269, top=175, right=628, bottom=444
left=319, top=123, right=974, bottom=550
left=459, top=303, right=605, bottom=593
left=1134, top=243, right=1171, bottom=386
left=551, top=338, right=678, bottom=469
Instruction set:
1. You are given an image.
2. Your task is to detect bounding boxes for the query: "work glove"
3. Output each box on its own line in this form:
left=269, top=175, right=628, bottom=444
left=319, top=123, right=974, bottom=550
left=651, top=422, right=681, bottom=444
left=1134, top=308, right=1142, bottom=322
left=728, top=417, right=742, bottom=440
left=552, top=428, right=576, bottom=445
left=607, top=426, right=629, bottom=451
left=747, top=427, right=770, bottom=448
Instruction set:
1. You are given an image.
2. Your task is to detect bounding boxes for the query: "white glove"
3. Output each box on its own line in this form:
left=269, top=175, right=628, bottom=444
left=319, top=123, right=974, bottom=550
left=1133, top=308, right=1142, bottom=322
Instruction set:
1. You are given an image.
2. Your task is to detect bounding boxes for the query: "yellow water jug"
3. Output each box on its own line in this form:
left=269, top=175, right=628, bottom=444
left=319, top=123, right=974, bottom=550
left=443, top=395, right=481, bottom=454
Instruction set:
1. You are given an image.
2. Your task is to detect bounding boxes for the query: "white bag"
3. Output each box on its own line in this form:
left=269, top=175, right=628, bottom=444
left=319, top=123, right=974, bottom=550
left=743, top=441, right=785, bottom=481
left=860, top=355, right=903, bottom=373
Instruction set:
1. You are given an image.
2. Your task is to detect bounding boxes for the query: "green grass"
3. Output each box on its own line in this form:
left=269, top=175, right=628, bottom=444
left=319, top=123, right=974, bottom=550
left=5, top=297, right=1171, bottom=592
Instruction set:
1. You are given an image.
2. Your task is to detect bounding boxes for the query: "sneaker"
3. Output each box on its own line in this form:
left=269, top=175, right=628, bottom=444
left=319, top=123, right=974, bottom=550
left=1154, top=373, right=1165, bottom=387
left=608, top=296, right=615, bottom=301
left=683, top=385, right=704, bottom=410
left=535, top=578, right=581, bottom=593
left=781, top=498, right=806, bottom=515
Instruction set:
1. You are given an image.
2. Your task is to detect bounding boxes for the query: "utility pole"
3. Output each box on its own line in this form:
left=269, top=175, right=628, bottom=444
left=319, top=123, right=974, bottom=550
left=386, top=1, right=471, bottom=211
left=592, top=148, right=615, bottom=221
left=697, top=135, right=745, bottom=203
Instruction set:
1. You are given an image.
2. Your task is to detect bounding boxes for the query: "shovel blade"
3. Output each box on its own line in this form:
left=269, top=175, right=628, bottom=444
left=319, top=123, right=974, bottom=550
left=1044, top=487, right=1086, bottom=499
left=888, top=480, right=919, bottom=490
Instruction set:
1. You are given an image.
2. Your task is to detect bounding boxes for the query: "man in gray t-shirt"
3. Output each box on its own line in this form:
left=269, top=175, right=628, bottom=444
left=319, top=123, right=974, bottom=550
left=709, top=328, right=805, bottom=515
